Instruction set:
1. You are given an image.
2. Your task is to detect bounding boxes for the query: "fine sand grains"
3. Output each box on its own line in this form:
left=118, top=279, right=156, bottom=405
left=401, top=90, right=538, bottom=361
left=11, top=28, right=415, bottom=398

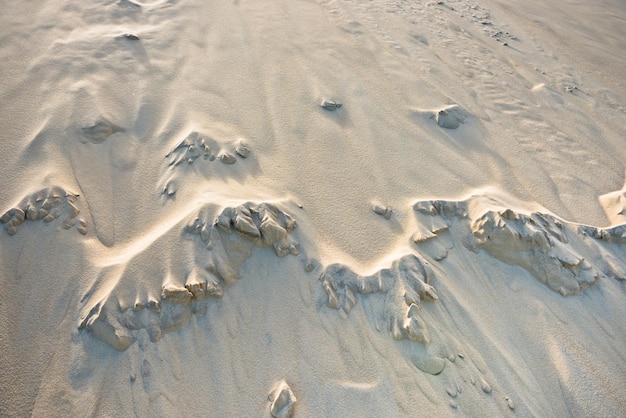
left=1, top=0, right=626, bottom=416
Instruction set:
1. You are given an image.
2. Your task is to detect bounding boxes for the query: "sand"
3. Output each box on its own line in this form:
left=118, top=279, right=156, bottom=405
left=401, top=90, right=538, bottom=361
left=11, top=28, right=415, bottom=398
left=1, top=0, right=625, bottom=416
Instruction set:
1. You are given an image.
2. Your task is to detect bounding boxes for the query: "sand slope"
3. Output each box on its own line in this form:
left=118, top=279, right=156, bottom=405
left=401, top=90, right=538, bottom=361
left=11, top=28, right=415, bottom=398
left=1, top=0, right=625, bottom=416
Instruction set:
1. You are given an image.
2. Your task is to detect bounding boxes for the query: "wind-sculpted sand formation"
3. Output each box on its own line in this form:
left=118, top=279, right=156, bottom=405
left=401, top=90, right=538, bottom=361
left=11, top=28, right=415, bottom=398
left=600, top=176, right=626, bottom=225
left=2, top=0, right=626, bottom=416
left=79, top=201, right=299, bottom=351
left=160, top=131, right=252, bottom=197
left=320, top=255, right=445, bottom=375
left=79, top=119, right=125, bottom=144
left=3, top=172, right=626, bottom=416
left=412, top=104, right=470, bottom=130
left=1, top=187, right=86, bottom=235
left=411, top=195, right=626, bottom=296
left=268, top=379, right=297, bottom=418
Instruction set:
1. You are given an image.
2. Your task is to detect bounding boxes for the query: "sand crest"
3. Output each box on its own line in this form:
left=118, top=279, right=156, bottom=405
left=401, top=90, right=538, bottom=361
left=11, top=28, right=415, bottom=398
left=1, top=0, right=626, bottom=416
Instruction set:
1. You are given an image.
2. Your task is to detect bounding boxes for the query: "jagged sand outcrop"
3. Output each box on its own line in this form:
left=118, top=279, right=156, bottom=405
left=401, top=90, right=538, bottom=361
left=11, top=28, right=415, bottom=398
left=79, top=201, right=299, bottom=351
left=411, top=195, right=626, bottom=296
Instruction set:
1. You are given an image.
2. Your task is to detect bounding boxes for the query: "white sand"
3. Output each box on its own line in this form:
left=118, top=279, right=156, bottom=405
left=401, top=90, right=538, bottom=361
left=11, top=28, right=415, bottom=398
left=1, top=0, right=626, bottom=416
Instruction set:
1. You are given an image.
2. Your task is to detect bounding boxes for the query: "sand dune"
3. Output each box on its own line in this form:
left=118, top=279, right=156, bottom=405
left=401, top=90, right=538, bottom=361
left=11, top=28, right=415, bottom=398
left=1, top=0, right=626, bottom=416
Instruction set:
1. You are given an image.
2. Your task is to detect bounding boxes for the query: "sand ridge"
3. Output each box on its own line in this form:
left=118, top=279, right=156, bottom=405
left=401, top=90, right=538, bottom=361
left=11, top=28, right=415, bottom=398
left=79, top=200, right=301, bottom=351
left=1, top=0, right=626, bottom=416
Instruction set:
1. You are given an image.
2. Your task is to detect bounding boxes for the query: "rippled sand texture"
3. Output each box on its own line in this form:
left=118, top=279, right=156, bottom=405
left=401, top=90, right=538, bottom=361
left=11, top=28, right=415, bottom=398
left=1, top=0, right=626, bottom=416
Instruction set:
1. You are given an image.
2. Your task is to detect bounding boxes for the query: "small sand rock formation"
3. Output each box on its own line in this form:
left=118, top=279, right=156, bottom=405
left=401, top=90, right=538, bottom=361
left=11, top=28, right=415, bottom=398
left=79, top=118, right=124, bottom=144
left=165, top=131, right=252, bottom=168
left=479, top=376, right=492, bottom=394
left=1, top=187, right=85, bottom=235
left=219, top=152, right=237, bottom=165
left=411, top=202, right=453, bottom=261
left=235, top=141, right=251, bottom=158
left=578, top=223, right=626, bottom=244
left=434, top=105, right=467, bottom=129
left=320, top=254, right=445, bottom=375
left=505, top=396, right=515, bottom=410
left=599, top=174, right=626, bottom=225
left=412, top=195, right=626, bottom=296
left=166, top=131, right=213, bottom=167
left=79, top=201, right=299, bottom=350
left=320, top=99, right=342, bottom=111
left=320, top=254, right=444, bottom=374
left=161, top=131, right=252, bottom=196
left=472, top=210, right=599, bottom=295
left=189, top=201, right=300, bottom=259
left=371, top=203, right=392, bottom=219
left=268, top=379, right=297, bottom=418
left=117, top=0, right=141, bottom=10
